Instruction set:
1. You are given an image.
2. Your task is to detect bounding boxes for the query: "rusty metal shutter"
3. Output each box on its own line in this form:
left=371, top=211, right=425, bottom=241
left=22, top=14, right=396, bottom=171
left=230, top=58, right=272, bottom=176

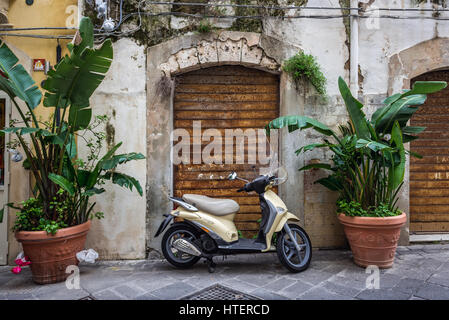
left=410, top=70, right=449, bottom=233
left=173, top=65, right=279, bottom=238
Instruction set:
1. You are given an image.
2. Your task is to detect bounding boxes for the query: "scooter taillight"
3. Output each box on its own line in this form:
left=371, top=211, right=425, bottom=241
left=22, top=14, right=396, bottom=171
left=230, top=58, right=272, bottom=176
left=173, top=203, right=179, bottom=210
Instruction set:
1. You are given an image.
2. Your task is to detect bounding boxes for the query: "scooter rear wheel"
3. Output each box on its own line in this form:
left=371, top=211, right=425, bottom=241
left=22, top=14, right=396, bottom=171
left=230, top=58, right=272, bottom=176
left=161, top=223, right=201, bottom=269
left=276, top=224, right=312, bottom=273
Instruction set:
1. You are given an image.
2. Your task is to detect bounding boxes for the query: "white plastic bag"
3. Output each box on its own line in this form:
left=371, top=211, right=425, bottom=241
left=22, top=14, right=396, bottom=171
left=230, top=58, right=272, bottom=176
left=76, top=249, right=99, bottom=263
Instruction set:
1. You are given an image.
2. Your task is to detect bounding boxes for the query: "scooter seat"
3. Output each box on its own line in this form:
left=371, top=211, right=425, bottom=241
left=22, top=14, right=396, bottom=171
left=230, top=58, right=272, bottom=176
left=182, top=194, right=240, bottom=216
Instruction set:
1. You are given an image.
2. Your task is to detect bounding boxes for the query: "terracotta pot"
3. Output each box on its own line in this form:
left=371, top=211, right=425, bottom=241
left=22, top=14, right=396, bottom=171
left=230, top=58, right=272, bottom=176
left=15, top=220, right=91, bottom=284
left=338, top=213, right=406, bottom=268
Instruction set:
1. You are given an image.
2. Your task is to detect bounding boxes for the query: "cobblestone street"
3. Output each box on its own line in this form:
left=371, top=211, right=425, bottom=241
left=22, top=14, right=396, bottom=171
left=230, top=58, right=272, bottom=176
left=1, top=244, right=448, bottom=300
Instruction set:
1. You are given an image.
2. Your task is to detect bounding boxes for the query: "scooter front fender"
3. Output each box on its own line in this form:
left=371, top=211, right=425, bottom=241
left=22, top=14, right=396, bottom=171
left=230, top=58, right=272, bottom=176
left=154, top=214, right=175, bottom=237
left=274, top=212, right=300, bottom=233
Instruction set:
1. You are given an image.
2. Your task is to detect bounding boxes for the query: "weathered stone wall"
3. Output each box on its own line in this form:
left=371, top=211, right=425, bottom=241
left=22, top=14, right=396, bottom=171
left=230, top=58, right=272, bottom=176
left=76, top=0, right=449, bottom=259
left=81, top=38, right=147, bottom=259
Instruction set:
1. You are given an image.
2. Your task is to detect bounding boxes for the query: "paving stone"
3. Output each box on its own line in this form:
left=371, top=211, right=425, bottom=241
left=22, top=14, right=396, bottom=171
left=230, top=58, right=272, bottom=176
left=2, top=246, right=449, bottom=300
left=152, top=282, right=198, bottom=300
left=322, top=280, right=362, bottom=297
left=222, top=278, right=259, bottom=294
left=418, top=258, right=444, bottom=271
left=112, top=284, right=146, bottom=299
left=297, top=286, right=353, bottom=300
left=1, top=293, right=36, bottom=300
left=396, top=246, right=411, bottom=254
left=393, top=278, right=425, bottom=294
left=135, top=292, right=161, bottom=300
left=322, top=262, right=352, bottom=274
left=92, top=289, right=125, bottom=300
left=356, top=288, right=411, bottom=300
left=250, top=288, right=290, bottom=300
left=34, top=287, right=90, bottom=300
left=327, top=275, right=371, bottom=292
left=182, top=274, right=228, bottom=290
left=378, top=273, right=403, bottom=289
left=286, top=269, right=334, bottom=285
left=236, top=273, right=278, bottom=287
left=262, top=277, right=295, bottom=291
left=415, top=283, right=449, bottom=300
left=278, top=280, right=313, bottom=299
left=427, top=272, right=449, bottom=288
left=130, top=274, right=176, bottom=292
left=385, top=265, right=433, bottom=281
left=79, top=267, right=133, bottom=292
left=409, top=295, right=426, bottom=300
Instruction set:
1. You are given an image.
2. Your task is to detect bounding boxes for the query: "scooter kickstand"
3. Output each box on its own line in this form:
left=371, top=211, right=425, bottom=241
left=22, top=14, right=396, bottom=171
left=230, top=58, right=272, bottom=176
left=204, top=257, right=216, bottom=273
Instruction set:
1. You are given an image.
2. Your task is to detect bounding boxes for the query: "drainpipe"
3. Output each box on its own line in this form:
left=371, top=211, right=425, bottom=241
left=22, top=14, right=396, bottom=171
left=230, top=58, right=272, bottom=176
left=350, top=0, right=359, bottom=96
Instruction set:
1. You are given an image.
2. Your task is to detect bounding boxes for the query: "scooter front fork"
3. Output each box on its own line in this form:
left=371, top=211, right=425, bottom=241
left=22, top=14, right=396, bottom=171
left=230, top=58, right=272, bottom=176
left=284, top=224, right=302, bottom=253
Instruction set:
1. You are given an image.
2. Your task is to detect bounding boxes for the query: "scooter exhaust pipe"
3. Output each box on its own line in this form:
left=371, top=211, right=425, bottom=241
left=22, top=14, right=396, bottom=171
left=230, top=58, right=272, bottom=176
left=172, top=238, right=202, bottom=256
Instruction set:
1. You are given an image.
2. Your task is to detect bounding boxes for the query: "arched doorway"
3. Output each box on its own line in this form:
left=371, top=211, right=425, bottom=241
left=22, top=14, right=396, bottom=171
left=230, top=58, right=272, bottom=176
left=172, top=65, right=280, bottom=238
left=410, top=70, right=449, bottom=233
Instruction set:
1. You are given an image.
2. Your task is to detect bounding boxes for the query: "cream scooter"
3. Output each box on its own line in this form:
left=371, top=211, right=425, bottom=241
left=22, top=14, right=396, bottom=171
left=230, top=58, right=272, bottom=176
left=155, top=167, right=312, bottom=273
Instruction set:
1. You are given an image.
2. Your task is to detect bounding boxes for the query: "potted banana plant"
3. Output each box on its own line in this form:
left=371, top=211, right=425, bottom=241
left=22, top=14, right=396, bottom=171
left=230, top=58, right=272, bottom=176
left=266, top=77, right=447, bottom=268
left=0, top=17, right=144, bottom=284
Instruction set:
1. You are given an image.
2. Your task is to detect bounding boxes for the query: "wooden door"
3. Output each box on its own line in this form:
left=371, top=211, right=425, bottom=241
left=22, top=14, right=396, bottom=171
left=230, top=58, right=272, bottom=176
left=173, top=66, right=279, bottom=238
left=410, top=70, right=449, bottom=233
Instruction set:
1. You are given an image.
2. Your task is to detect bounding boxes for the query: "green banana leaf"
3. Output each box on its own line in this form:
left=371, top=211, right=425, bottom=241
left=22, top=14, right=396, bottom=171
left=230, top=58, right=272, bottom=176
left=102, top=171, right=143, bottom=196
left=42, top=17, right=113, bottom=130
left=338, top=76, right=371, bottom=140
left=0, top=41, right=42, bottom=109
left=374, top=94, right=426, bottom=134
left=265, top=115, right=335, bottom=137
left=48, top=173, right=76, bottom=196
left=388, top=121, right=406, bottom=193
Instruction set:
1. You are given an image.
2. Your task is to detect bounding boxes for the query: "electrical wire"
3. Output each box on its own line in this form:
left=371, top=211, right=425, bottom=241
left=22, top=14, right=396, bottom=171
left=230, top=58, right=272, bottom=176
left=2, top=2, right=449, bottom=39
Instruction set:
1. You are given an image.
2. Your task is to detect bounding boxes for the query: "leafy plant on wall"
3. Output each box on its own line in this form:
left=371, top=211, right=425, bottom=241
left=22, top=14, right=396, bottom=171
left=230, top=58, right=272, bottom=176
left=282, top=52, right=327, bottom=97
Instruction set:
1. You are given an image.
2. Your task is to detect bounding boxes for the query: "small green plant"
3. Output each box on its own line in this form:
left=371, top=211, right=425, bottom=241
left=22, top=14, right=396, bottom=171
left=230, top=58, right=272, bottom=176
left=283, top=52, right=327, bottom=96
left=197, top=19, right=212, bottom=33
left=337, top=199, right=401, bottom=217
left=12, top=194, right=68, bottom=235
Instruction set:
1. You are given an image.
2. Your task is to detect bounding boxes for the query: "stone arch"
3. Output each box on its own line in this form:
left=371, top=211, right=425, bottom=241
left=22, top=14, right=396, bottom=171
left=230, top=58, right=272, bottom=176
left=146, top=31, right=304, bottom=251
left=388, top=38, right=449, bottom=95
left=157, top=32, right=281, bottom=77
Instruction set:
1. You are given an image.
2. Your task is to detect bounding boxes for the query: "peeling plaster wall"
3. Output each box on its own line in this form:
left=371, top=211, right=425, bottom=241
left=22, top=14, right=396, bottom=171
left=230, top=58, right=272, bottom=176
left=72, top=0, right=449, bottom=259
left=263, top=0, right=350, bottom=248
left=81, top=38, right=147, bottom=259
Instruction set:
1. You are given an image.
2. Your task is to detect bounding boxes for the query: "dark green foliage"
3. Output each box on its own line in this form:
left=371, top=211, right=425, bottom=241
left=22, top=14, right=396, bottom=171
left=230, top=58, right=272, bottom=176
left=12, top=195, right=68, bottom=235
left=283, top=52, right=327, bottom=95
left=0, top=18, right=144, bottom=233
left=267, top=77, right=447, bottom=217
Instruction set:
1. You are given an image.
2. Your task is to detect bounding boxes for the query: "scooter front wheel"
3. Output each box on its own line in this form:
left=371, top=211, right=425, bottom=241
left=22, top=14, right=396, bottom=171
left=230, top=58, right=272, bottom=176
left=276, top=224, right=312, bottom=273
left=161, top=223, right=201, bottom=269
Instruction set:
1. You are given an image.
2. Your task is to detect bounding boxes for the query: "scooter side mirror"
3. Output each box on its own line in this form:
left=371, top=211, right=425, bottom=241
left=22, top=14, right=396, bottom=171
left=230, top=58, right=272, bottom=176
left=227, top=172, right=237, bottom=180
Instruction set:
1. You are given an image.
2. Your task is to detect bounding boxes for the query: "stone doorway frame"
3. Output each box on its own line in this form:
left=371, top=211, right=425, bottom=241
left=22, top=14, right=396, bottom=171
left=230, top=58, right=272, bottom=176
left=388, top=38, right=449, bottom=244
left=146, top=31, right=305, bottom=251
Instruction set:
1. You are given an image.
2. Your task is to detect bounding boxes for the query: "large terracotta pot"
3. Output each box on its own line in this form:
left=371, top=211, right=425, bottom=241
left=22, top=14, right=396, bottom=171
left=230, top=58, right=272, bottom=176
left=338, top=213, right=406, bottom=268
left=15, top=220, right=91, bottom=284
